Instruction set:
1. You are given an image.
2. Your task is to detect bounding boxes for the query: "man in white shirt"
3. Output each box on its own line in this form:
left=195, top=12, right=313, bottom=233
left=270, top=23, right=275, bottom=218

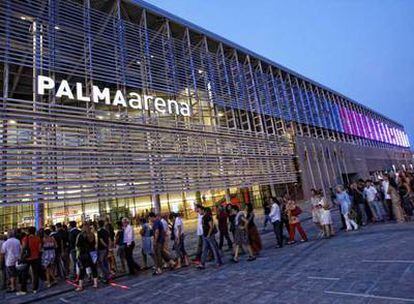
left=0, top=230, right=21, bottom=292
left=269, top=198, right=283, bottom=248
left=122, top=218, right=140, bottom=275
left=363, top=180, right=383, bottom=222
left=381, top=174, right=394, bottom=220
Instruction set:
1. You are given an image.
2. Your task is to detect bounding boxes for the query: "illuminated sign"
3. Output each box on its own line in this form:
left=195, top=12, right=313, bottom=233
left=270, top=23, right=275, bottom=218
left=37, top=75, right=191, bottom=117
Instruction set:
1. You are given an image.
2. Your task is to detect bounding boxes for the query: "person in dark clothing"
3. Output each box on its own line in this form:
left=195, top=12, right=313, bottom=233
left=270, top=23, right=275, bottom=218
left=51, top=223, right=66, bottom=279
left=68, top=221, right=80, bottom=280
left=75, top=222, right=98, bottom=291
left=97, top=220, right=111, bottom=282
left=198, top=207, right=222, bottom=269
left=217, top=205, right=233, bottom=251
left=115, top=221, right=126, bottom=273
left=349, top=181, right=368, bottom=226
left=262, top=197, right=272, bottom=231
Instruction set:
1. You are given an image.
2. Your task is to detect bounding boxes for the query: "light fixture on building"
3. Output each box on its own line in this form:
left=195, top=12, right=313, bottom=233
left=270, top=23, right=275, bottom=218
left=8, top=119, right=17, bottom=124
left=96, top=115, right=104, bottom=120
left=136, top=61, right=141, bottom=65
left=20, top=16, right=27, bottom=20
left=54, top=25, right=60, bottom=30
left=198, top=69, right=203, bottom=74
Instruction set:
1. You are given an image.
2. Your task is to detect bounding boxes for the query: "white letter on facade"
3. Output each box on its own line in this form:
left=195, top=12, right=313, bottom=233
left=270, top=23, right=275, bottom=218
left=128, top=92, right=142, bottom=109
left=179, top=103, right=191, bottom=117
left=154, top=97, right=166, bottom=113
left=92, top=86, right=111, bottom=105
left=37, top=75, right=55, bottom=95
left=76, top=83, right=90, bottom=102
left=143, top=95, right=153, bottom=111
left=167, top=99, right=179, bottom=115
left=56, top=80, right=74, bottom=99
left=113, top=90, right=127, bottom=107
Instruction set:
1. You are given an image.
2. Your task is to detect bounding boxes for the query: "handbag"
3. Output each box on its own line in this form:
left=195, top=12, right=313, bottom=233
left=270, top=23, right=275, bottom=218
left=89, top=250, right=98, bottom=264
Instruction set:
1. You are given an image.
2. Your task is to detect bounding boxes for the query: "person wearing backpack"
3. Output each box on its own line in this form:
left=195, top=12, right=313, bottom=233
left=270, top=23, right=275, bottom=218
left=20, top=226, right=42, bottom=294
left=286, top=196, right=308, bottom=244
left=197, top=207, right=222, bottom=269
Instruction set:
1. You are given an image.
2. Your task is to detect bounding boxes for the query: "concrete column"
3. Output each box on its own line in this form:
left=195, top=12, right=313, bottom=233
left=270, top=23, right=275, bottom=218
left=152, top=194, right=161, bottom=214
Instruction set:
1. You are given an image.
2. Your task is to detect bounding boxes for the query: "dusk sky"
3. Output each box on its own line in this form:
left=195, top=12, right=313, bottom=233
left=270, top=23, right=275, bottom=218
left=146, top=0, right=414, bottom=148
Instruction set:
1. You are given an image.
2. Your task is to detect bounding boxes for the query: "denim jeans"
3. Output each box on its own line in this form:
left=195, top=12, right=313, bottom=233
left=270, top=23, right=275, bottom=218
left=201, top=235, right=222, bottom=266
left=98, top=249, right=110, bottom=279
left=369, top=200, right=383, bottom=221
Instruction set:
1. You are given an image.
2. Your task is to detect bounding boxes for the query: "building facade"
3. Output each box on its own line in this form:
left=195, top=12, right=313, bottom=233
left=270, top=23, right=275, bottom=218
left=0, top=0, right=411, bottom=230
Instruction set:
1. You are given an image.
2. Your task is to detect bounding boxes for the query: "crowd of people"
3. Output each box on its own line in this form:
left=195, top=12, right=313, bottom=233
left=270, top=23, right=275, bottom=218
left=1, top=171, right=413, bottom=296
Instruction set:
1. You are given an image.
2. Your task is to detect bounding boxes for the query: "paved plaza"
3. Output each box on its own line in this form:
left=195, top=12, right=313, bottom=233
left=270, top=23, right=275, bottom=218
left=2, top=210, right=414, bottom=304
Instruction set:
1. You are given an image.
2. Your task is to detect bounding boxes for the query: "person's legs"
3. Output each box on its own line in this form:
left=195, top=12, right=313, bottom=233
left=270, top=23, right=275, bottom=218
left=288, top=223, right=296, bottom=242
left=154, top=243, right=163, bottom=271
left=208, top=236, right=222, bottom=265
left=296, top=223, right=307, bottom=241
left=273, top=221, right=283, bottom=247
left=124, top=243, right=135, bottom=275
left=98, top=249, right=110, bottom=280
left=358, top=203, right=368, bottom=225
left=374, top=201, right=384, bottom=221
left=224, top=231, right=233, bottom=250
left=368, top=201, right=378, bottom=221
left=195, top=236, right=203, bottom=260
left=200, top=236, right=210, bottom=266
left=343, top=213, right=352, bottom=230
left=218, top=231, right=224, bottom=250
left=29, top=259, right=40, bottom=292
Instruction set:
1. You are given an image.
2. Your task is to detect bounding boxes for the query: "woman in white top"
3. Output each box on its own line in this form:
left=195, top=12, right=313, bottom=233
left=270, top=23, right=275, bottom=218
left=171, top=212, right=190, bottom=268
left=310, top=189, right=323, bottom=238
left=316, top=190, right=335, bottom=238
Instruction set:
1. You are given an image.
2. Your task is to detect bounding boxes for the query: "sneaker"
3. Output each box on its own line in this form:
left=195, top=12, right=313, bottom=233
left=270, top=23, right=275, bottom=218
left=32, top=290, right=38, bottom=294
left=16, top=291, right=27, bottom=296
left=231, top=257, right=239, bottom=263
left=247, top=256, right=256, bottom=262
left=196, top=264, right=206, bottom=270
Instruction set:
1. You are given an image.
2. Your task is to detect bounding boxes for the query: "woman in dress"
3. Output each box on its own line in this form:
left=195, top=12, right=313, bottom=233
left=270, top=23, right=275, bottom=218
left=231, top=205, right=256, bottom=262
left=140, top=217, right=154, bottom=270
left=316, top=190, right=335, bottom=238
left=310, top=189, right=323, bottom=238
left=388, top=178, right=405, bottom=222
left=246, top=204, right=262, bottom=256
left=42, top=229, right=57, bottom=288
left=75, top=222, right=98, bottom=291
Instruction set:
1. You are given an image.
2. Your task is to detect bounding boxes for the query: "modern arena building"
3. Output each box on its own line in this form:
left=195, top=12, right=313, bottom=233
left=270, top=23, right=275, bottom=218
left=0, top=0, right=412, bottom=229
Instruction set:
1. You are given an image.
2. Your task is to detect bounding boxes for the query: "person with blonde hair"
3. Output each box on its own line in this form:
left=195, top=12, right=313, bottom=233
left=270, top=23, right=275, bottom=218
left=335, top=185, right=359, bottom=231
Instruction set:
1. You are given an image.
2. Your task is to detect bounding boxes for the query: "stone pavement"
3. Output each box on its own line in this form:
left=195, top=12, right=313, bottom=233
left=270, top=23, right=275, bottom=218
left=2, top=209, right=414, bottom=304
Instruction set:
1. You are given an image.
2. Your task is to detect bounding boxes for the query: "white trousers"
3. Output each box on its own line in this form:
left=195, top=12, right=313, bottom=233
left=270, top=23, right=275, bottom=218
left=343, top=212, right=358, bottom=231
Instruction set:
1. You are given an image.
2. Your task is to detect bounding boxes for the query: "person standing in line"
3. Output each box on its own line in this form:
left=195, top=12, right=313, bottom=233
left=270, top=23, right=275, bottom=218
left=281, top=194, right=292, bottom=242
left=192, top=204, right=204, bottom=264
left=160, top=214, right=172, bottom=268
left=335, top=185, right=359, bottom=231
left=382, top=174, right=394, bottom=220
left=246, top=204, right=262, bottom=256
left=231, top=205, right=256, bottom=263
left=310, top=189, right=323, bottom=238
left=20, top=226, right=42, bottom=294
left=148, top=212, right=174, bottom=275
left=0, top=234, right=6, bottom=291
left=122, top=218, right=141, bottom=275
left=140, top=217, right=154, bottom=270
left=68, top=221, right=80, bottom=280
left=286, top=197, right=308, bottom=244
left=41, top=229, right=57, bottom=288
left=388, top=178, right=405, bottom=223
left=171, top=212, right=190, bottom=269
left=197, top=207, right=222, bottom=269
left=363, top=180, right=383, bottom=222
left=262, top=197, right=272, bottom=231
left=399, top=176, right=414, bottom=221
left=75, top=223, right=98, bottom=291
left=97, top=220, right=111, bottom=283
left=114, top=221, right=126, bottom=273
left=217, top=205, right=233, bottom=252
left=104, top=219, right=116, bottom=275
left=349, top=182, right=368, bottom=226
left=316, top=190, right=335, bottom=238
left=0, top=230, right=21, bottom=294
left=269, top=198, right=283, bottom=248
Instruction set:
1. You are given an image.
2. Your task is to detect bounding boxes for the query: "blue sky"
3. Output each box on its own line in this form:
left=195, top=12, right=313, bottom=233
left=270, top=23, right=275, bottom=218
left=146, top=0, right=414, bottom=147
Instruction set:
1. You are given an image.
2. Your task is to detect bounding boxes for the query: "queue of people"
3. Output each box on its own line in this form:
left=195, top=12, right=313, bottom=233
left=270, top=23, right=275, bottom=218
left=1, top=169, right=413, bottom=296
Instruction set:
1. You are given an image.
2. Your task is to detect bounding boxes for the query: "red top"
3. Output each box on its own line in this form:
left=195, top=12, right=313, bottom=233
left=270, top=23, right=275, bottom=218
left=22, top=235, right=42, bottom=260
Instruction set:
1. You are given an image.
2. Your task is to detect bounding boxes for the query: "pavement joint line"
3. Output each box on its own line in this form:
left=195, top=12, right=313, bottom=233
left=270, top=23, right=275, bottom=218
left=324, top=291, right=414, bottom=302
left=59, top=297, right=70, bottom=303
left=362, top=259, right=414, bottom=264
left=307, top=276, right=340, bottom=281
